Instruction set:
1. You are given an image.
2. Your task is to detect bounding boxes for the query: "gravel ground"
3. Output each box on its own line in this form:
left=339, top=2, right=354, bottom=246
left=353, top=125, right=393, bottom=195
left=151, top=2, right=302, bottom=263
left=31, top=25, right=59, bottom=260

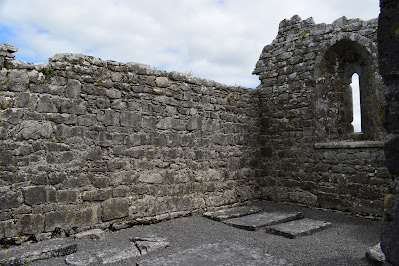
left=26, top=201, right=382, bottom=266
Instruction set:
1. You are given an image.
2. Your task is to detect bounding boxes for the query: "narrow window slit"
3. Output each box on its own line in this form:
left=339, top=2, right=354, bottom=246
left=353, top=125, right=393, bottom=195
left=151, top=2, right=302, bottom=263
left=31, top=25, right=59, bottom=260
left=351, top=73, right=361, bottom=132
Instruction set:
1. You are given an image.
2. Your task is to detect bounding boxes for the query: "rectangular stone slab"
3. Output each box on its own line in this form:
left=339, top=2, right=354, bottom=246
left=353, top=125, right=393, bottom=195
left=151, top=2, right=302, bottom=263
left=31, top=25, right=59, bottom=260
left=203, top=205, right=263, bottom=221
left=137, top=242, right=291, bottom=266
left=0, top=239, right=77, bottom=265
left=223, top=211, right=303, bottom=231
left=265, top=218, right=332, bottom=239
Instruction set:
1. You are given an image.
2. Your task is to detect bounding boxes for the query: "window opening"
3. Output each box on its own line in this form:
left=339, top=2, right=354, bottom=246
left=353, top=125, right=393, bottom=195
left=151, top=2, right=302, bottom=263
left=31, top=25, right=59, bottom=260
left=351, top=73, right=361, bottom=132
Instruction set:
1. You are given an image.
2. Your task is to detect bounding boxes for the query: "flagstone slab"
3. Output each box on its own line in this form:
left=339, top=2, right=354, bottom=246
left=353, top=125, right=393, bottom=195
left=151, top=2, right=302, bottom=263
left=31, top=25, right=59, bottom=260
left=223, top=211, right=303, bottom=231
left=265, top=218, right=332, bottom=239
left=0, top=239, right=77, bottom=265
left=137, top=242, right=292, bottom=266
left=203, top=205, right=263, bottom=221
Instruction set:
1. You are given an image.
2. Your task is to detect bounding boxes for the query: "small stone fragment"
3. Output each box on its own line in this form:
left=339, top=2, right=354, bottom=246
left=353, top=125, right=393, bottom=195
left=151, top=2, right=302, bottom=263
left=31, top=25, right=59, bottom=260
left=73, top=229, right=105, bottom=240
left=65, top=251, right=98, bottom=266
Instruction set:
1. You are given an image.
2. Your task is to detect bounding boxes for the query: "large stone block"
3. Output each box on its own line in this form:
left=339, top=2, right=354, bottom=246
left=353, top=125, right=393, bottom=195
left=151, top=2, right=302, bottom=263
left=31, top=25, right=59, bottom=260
left=45, top=207, right=98, bottom=232
left=120, top=111, right=141, bottom=127
left=22, top=186, right=47, bottom=206
left=15, top=120, right=54, bottom=140
left=66, top=79, right=81, bottom=98
left=36, top=95, right=58, bottom=113
left=186, top=116, right=202, bottom=131
left=102, top=198, right=129, bottom=221
left=0, top=191, right=21, bottom=210
left=82, top=189, right=112, bottom=202
left=19, top=214, right=44, bottom=235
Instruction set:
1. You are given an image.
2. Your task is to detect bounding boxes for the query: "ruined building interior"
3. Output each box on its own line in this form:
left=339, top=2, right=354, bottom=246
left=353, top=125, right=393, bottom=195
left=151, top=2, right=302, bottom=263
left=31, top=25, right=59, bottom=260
left=0, top=5, right=398, bottom=265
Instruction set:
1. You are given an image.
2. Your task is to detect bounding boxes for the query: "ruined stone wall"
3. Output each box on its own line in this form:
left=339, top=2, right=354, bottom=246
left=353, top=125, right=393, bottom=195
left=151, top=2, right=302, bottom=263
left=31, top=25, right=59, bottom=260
left=0, top=43, right=259, bottom=241
left=253, top=16, right=389, bottom=216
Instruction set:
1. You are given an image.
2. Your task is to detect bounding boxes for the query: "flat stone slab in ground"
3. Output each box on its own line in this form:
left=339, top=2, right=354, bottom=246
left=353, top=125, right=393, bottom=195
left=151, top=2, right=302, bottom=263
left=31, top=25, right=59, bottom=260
left=265, top=218, right=332, bottom=239
left=203, top=205, right=263, bottom=221
left=0, top=238, right=77, bottom=265
left=137, top=242, right=292, bottom=266
left=223, top=211, right=303, bottom=231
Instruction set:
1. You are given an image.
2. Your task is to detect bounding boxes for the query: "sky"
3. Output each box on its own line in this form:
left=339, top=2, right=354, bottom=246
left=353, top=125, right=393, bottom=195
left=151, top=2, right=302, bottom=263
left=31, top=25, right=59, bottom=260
left=0, top=0, right=379, bottom=131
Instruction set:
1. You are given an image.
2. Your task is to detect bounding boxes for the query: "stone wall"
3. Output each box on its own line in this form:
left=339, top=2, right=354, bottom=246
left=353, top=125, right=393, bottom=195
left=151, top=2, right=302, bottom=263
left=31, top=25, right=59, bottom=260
left=378, top=0, right=399, bottom=264
left=0, top=43, right=259, bottom=241
left=0, top=14, right=391, bottom=242
left=253, top=15, right=389, bottom=216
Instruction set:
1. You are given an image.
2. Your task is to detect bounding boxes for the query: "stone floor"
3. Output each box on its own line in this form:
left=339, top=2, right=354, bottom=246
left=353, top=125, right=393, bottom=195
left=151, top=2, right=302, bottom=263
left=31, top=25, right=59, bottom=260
left=0, top=201, right=384, bottom=265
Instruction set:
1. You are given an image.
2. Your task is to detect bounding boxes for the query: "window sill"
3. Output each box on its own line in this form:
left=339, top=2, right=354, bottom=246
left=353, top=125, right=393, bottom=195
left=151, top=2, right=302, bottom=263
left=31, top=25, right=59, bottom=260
left=315, top=141, right=384, bottom=149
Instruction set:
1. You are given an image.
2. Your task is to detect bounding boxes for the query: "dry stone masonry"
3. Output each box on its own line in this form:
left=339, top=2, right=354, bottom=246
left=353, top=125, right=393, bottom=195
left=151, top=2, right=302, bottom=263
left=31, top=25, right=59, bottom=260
left=0, top=14, right=390, bottom=244
left=254, top=15, right=389, bottom=217
left=0, top=44, right=259, bottom=242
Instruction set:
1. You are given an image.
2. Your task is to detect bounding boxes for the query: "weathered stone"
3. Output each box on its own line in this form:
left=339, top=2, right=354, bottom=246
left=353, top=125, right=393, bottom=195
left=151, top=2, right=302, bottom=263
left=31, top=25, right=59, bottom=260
left=156, top=117, right=173, bottom=130
left=130, top=235, right=170, bottom=255
left=82, top=189, right=112, bottom=202
left=120, top=111, right=141, bottom=127
left=45, top=207, right=98, bottom=232
left=137, top=242, right=291, bottom=266
left=57, top=190, right=79, bottom=203
left=366, top=243, right=386, bottom=265
left=186, top=116, right=202, bottom=131
left=106, top=88, right=121, bottom=99
left=73, top=229, right=105, bottom=240
left=65, top=251, right=98, bottom=266
left=265, top=218, right=332, bottom=238
left=96, top=244, right=140, bottom=264
left=0, top=239, right=77, bottom=265
left=36, top=95, right=58, bottom=113
left=139, top=171, right=164, bottom=184
left=223, top=211, right=303, bottom=231
left=21, top=186, right=47, bottom=206
left=0, top=191, right=21, bottom=210
left=101, top=198, right=129, bottom=221
left=203, top=205, right=263, bottom=221
left=66, top=79, right=81, bottom=98
left=16, top=120, right=54, bottom=140
left=19, top=214, right=45, bottom=235
left=155, top=77, right=169, bottom=88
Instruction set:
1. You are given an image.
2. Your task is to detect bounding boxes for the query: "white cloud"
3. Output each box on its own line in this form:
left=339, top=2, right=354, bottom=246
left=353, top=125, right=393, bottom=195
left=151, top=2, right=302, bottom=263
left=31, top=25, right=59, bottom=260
left=0, top=0, right=380, bottom=88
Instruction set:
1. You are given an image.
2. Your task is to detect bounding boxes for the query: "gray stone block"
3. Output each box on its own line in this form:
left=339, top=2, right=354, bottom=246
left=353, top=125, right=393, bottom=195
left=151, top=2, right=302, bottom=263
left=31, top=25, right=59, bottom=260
left=130, top=235, right=170, bottom=255
left=0, top=239, right=77, bottom=265
left=265, top=218, right=332, bottom=239
left=0, top=191, right=21, bottom=210
left=36, top=95, right=58, bottom=113
left=366, top=243, right=386, bottom=265
left=19, top=214, right=45, bottom=235
left=186, top=116, right=202, bottom=131
left=82, top=189, right=112, bottom=202
left=65, top=251, right=98, bottom=266
left=101, top=198, right=129, bottom=221
left=66, top=79, right=81, bottom=98
left=223, top=211, right=303, bottom=231
left=203, top=205, right=263, bottom=221
left=21, top=186, right=46, bottom=206
left=137, top=242, right=291, bottom=266
left=155, top=77, right=169, bottom=88
left=120, top=111, right=141, bottom=127
left=73, top=229, right=105, bottom=240
left=96, top=244, right=140, bottom=264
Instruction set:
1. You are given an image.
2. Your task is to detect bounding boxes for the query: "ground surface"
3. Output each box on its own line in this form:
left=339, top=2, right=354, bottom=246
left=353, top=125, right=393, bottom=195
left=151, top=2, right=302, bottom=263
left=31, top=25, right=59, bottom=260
left=4, top=201, right=382, bottom=265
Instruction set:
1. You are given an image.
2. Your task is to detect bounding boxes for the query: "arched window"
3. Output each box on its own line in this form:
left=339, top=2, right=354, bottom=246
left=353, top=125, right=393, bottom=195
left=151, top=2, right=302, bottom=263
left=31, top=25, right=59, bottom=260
left=351, top=73, right=361, bottom=133
left=314, top=38, right=383, bottom=141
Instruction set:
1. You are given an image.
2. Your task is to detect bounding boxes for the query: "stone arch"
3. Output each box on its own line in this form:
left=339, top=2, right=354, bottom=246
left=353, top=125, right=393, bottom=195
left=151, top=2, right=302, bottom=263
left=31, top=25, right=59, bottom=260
left=314, top=33, right=382, bottom=141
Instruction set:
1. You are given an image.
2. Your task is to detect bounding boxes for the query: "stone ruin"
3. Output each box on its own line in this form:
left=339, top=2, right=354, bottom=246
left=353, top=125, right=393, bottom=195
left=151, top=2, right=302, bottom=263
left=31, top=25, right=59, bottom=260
left=0, top=14, right=391, bottom=247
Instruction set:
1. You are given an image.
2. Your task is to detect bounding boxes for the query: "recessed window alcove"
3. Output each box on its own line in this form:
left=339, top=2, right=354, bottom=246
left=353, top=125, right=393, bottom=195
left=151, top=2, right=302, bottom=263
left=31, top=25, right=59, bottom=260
left=314, top=38, right=383, bottom=142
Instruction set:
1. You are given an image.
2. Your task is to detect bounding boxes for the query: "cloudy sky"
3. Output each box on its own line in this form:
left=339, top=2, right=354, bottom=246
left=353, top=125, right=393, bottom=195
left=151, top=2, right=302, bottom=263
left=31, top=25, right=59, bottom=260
left=0, top=0, right=379, bottom=131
